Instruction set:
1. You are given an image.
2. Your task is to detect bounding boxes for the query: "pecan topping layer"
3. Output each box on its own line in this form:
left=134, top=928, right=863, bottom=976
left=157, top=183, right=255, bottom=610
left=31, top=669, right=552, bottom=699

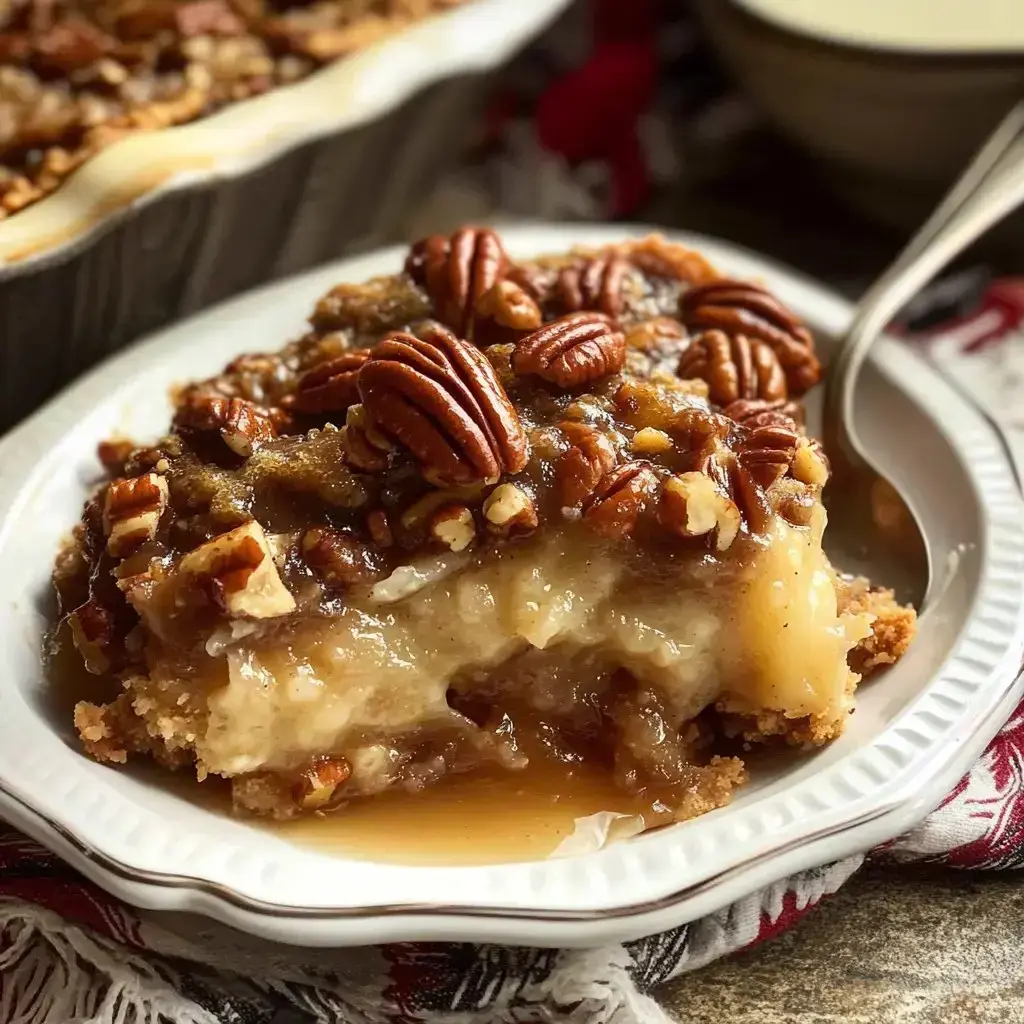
left=405, top=227, right=509, bottom=338
left=556, top=256, right=629, bottom=318
left=286, top=351, right=371, bottom=415
left=679, top=280, right=821, bottom=394
left=677, top=330, right=787, bottom=405
left=513, top=312, right=626, bottom=389
left=583, top=461, right=657, bottom=539
left=358, top=325, right=528, bottom=487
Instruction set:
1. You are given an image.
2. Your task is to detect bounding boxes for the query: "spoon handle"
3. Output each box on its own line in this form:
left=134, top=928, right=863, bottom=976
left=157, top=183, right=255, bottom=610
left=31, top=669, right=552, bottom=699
left=824, top=102, right=1024, bottom=452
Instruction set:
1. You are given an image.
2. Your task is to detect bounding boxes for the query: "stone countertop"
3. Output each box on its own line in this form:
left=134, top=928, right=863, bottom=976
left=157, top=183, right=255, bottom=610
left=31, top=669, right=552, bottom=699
left=658, top=865, right=1024, bottom=1023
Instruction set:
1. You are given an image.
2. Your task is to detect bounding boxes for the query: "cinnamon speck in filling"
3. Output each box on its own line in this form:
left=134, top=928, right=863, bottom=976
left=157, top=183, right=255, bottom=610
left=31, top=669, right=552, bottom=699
left=51, top=229, right=916, bottom=828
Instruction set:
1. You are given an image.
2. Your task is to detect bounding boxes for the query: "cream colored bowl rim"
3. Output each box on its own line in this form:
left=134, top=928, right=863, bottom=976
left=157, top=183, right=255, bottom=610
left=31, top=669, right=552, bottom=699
left=734, top=0, right=1024, bottom=55
left=0, top=0, right=570, bottom=271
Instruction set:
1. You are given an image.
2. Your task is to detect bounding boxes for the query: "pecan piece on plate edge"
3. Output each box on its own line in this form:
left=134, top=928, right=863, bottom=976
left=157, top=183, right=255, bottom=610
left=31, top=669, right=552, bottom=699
left=51, top=228, right=917, bottom=832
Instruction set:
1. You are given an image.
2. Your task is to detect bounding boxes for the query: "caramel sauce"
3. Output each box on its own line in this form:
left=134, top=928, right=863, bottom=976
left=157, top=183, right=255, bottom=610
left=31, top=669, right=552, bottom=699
left=267, top=761, right=651, bottom=865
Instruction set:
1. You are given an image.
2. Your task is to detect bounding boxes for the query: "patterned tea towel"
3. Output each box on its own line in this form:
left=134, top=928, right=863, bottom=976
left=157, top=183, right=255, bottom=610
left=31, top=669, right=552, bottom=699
left=1, top=278, right=1024, bottom=1024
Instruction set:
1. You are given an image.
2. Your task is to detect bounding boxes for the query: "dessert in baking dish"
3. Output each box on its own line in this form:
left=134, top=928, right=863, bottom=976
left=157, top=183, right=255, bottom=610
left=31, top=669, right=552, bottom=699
left=52, top=229, right=916, bottom=825
left=0, top=0, right=466, bottom=219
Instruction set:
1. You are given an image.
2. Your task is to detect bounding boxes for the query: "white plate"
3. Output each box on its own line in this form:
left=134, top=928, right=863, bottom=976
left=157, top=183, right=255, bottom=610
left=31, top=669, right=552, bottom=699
left=1, top=225, right=1022, bottom=948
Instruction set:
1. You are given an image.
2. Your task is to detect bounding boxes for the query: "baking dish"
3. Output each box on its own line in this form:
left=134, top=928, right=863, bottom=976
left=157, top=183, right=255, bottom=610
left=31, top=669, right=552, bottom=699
left=0, top=0, right=571, bottom=432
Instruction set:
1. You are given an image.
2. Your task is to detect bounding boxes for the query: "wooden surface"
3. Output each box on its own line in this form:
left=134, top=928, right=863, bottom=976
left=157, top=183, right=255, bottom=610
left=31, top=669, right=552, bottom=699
left=659, top=866, right=1024, bottom=1023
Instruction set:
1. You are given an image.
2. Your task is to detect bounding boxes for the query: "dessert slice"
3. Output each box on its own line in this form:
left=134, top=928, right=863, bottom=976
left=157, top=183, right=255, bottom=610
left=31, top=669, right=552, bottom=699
left=53, top=229, right=915, bottom=825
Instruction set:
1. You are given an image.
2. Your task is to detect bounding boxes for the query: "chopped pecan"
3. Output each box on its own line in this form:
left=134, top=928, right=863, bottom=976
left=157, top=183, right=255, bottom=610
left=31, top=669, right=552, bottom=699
left=513, top=312, right=626, bottom=389
left=482, top=483, right=538, bottom=536
left=102, top=472, right=168, bottom=558
left=343, top=405, right=393, bottom=472
left=175, top=393, right=279, bottom=457
left=358, top=325, right=528, bottom=487
left=294, top=757, right=351, bottom=812
left=404, top=227, right=509, bottom=338
left=722, top=398, right=803, bottom=431
left=476, top=279, right=543, bottom=334
left=659, top=472, right=741, bottom=551
left=428, top=504, right=476, bottom=552
left=180, top=520, right=295, bottom=618
left=556, top=256, right=629, bottom=318
left=677, top=330, right=787, bottom=406
left=583, top=461, right=658, bottom=539
left=624, top=317, right=687, bottom=352
left=680, top=279, right=821, bottom=394
left=792, top=439, right=830, bottom=487
left=631, top=427, right=673, bottom=455
left=302, top=527, right=386, bottom=587
left=285, top=350, right=371, bottom=415
left=555, top=421, right=617, bottom=508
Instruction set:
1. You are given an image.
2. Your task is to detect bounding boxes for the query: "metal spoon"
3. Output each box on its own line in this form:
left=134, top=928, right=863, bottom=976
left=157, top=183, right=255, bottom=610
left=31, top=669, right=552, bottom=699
left=821, top=102, right=1024, bottom=608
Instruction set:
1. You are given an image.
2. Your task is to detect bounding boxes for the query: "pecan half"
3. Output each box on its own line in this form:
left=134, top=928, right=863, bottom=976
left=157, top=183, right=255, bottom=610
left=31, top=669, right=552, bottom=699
left=482, top=483, right=538, bottom=536
left=175, top=393, right=279, bottom=457
left=555, top=421, right=616, bottom=508
left=659, top=472, right=741, bottom=551
left=677, top=330, right=787, bottom=406
left=513, top=312, right=626, bottom=389
left=285, top=350, right=371, bottom=415
left=302, top=527, right=386, bottom=587
left=180, top=520, right=295, bottom=618
left=556, top=256, right=629, bottom=318
left=404, top=227, right=509, bottom=338
left=102, top=473, right=168, bottom=558
left=680, top=279, right=821, bottom=393
left=583, top=461, right=657, bottom=538
left=358, top=325, right=528, bottom=487
left=722, top=398, right=803, bottom=431
left=736, top=424, right=802, bottom=487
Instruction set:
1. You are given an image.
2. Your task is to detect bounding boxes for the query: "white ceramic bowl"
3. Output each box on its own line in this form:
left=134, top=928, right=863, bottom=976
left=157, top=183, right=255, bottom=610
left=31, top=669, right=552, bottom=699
left=0, top=225, right=1022, bottom=948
